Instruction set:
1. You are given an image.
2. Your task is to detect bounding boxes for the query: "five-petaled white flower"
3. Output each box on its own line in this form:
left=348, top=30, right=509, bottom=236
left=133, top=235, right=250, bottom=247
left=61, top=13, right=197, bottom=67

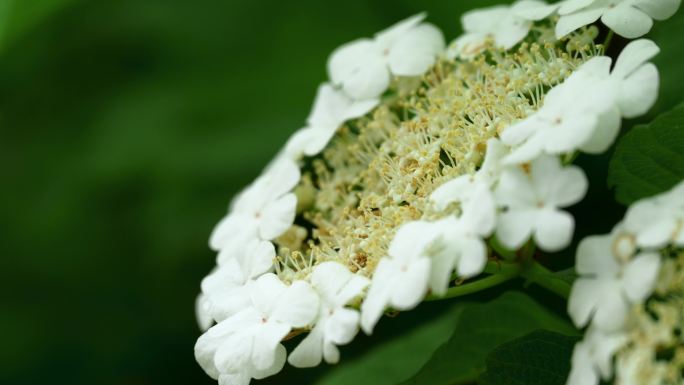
left=494, top=155, right=588, bottom=252
left=566, top=326, right=628, bottom=385
left=556, top=0, right=681, bottom=39
left=567, top=230, right=661, bottom=331
left=288, top=262, right=370, bottom=367
left=285, top=83, right=379, bottom=158
left=195, top=273, right=319, bottom=385
left=624, top=180, right=684, bottom=248
left=209, top=158, right=300, bottom=252
left=360, top=220, right=436, bottom=333
left=449, top=0, right=557, bottom=58
left=201, top=240, right=275, bottom=322
left=502, top=39, right=660, bottom=163
left=328, top=13, right=445, bottom=100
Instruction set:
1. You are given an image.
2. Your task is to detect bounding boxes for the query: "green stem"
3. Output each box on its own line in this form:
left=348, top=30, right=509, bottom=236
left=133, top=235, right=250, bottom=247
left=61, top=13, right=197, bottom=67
left=603, top=30, right=614, bottom=52
left=520, top=261, right=572, bottom=299
left=425, top=261, right=520, bottom=301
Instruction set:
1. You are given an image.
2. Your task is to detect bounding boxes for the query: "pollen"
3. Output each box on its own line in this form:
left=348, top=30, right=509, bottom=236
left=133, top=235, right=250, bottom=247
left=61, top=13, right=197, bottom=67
left=276, top=25, right=601, bottom=281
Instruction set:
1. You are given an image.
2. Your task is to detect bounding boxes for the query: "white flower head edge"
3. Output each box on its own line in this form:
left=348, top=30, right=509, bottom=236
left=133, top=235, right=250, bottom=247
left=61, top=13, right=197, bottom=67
left=327, top=13, right=446, bottom=100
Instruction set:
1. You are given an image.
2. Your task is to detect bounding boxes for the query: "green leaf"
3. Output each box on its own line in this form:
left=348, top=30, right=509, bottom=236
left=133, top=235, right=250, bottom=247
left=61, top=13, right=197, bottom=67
left=608, top=102, right=684, bottom=205
left=400, top=292, right=576, bottom=385
left=315, top=302, right=470, bottom=385
left=478, top=330, right=579, bottom=385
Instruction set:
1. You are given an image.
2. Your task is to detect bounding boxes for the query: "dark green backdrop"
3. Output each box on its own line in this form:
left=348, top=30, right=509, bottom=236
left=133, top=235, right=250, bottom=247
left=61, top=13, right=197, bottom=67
left=1, top=1, right=682, bottom=384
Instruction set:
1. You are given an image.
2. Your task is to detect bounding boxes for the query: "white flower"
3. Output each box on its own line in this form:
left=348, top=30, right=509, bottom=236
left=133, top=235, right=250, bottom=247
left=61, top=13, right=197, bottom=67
left=566, top=326, right=628, bottom=385
left=288, top=262, right=370, bottom=367
left=328, top=13, right=445, bottom=100
left=209, top=158, right=300, bottom=252
left=285, top=83, right=379, bottom=158
left=624, top=180, right=684, bottom=248
left=494, top=155, right=588, bottom=251
left=567, top=231, right=661, bottom=331
left=430, top=138, right=506, bottom=212
left=502, top=39, right=660, bottom=163
left=196, top=293, right=214, bottom=331
left=429, top=184, right=497, bottom=296
left=201, top=240, right=275, bottom=321
left=556, top=0, right=681, bottom=39
left=449, top=0, right=557, bottom=58
left=195, top=273, right=319, bottom=384
left=360, top=220, right=435, bottom=333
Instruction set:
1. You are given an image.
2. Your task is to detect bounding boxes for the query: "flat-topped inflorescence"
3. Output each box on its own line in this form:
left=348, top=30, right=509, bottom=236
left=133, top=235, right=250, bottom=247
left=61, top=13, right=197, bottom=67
left=194, top=1, right=679, bottom=384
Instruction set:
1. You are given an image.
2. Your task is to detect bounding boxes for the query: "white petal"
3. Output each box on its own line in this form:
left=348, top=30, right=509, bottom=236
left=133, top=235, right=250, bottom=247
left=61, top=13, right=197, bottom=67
left=534, top=158, right=588, bottom=208
left=534, top=209, right=574, bottom=252
left=325, top=307, right=361, bottom=345
left=196, top=293, right=215, bottom=331
left=462, top=6, right=509, bottom=33
left=327, top=39, right=390, bottom=100
left=500, top=116, right=539, bottom=146
left=558, top=0, right=597, bottom=14
left=612, top=39, right=660, bottom=79
left=496, top=210, right=536, bottom=250
left=493, top=16, right=531, bottom=49
left=456, top=237, right=487, bottom=278
left=556, top=7, right=604, bottom=38
left=210, top=213, right=257, bottom=251
left=601, top=3, right=653, bottom=38
left=389, top=257, right=431, bottom=309
left=579, top=105, right=622, bottom=153
left=250, top=322, right=291, bottom=370
left=625, top=200, right=677, bottom=248
left=214, top=332, right=253, bottom=374
left=260, top=157, right=301, bottom=200
left=251, top=344, right=287, bottom=380
left=243, top=240, right=276, bottom=279
left=618, top=63, right=659, bottom=119
left=387, top=23, right=445, bottom=76
left=430, top=175, right=473, bottom=211
left=272, top=280, right=320, bottom=327
left=335, top=274, right=371, bottom=307
left=388, top=220, right=439, bottom=262
left=323, top=341, right=341, bottom=364
left=288, top=325, right=324, bottom=368
left=449, top=32, right=489, bottom=59
left=195, top=330, right=223, bottom=379
left=592, top=280, right=629, bottom=331
left=575, top=234, right=619, bottom=276
left=512, top=0, right=559, bottom=20
left=428, top=245, right=457, bottom=296
left=633, top=0, right=681, bottom=19
left=375, top=13, right=427, bottom=48
left=502, top=133, right=545, bottom=164
left=202, top=268, right=251, bottom=321
left=360, top=258, right=395, bottom=334
left=218, top=372, right=250, bottom=385
left=250, top=273, right=287, bottom=316
left=307, top=83, right=379, bottom=127
left=258, top=193, right=297, bottom=240
left=568, top=278, right=602, bottom=328
left=495, top=166, right=537, bottom=208
left=566, top=343, right=600, bottom=385
left=622, top=252, right=661, bottom=302
left=461, top=184, right=497, bottom=236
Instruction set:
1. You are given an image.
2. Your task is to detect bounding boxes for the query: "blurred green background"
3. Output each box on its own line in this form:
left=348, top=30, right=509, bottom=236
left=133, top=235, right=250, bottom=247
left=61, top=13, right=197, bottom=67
left=1, top=1, right=682, bottom=384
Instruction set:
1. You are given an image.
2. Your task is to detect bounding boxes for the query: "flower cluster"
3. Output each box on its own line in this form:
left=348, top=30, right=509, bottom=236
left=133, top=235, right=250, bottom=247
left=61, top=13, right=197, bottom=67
left=567, top=181, right=684, bottom=385
left=194, top=1, right=679, bottom=384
